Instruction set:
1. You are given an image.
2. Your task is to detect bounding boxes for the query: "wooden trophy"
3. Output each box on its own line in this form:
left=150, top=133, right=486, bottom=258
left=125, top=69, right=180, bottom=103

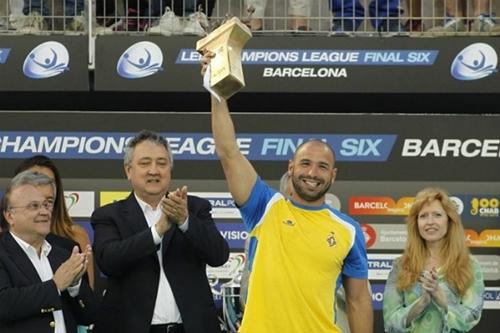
left=196, top=17, right=252, bottom=100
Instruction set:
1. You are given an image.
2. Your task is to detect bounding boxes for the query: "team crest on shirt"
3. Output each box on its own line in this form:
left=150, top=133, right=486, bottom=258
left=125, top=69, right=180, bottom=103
left=282, top=219, right=296, bottom=227
left=326, top=232, right=337, bottom=247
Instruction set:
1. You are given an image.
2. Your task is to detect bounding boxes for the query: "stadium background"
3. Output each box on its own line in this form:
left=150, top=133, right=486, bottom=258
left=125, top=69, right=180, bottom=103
left=1, top=0, right=500, bottom=331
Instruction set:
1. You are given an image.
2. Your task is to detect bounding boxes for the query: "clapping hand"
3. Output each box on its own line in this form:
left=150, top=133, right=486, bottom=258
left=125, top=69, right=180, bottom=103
left=161, top=186, right=188, bottom=226
left=53, top=245, right=91, bottom=292
left=419, top=267, right=448, bottom=309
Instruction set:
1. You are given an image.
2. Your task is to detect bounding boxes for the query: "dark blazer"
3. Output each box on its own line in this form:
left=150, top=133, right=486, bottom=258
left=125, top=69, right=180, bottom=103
left=0, top=232, right=97, bottom=333
left=91, top=193, right=229, bottom=333
left=46, top=233, right=79, bottom=253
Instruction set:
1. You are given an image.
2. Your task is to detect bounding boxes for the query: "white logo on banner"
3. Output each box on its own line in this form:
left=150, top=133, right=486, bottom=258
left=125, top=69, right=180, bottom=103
left=64, top=191, right=95, bottom=217
left=206, top=252, right=246, bottom=280
left=23, top=41, right=69, bottom=79
left=116, top=41, right=163, bottom=79
left=190, top=192, right=241, bottom=219
left=451, top=43, right=497, bottom=80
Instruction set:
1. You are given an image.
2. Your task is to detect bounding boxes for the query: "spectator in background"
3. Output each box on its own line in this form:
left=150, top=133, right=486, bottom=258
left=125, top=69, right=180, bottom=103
left=100, top=0, right=215, bottom=35
left=21, top=0, right=85, bottom=32
left=91, top=130, right=229, bottom=333
left=428, top=0, right=500, bottom=33
left=0, top=0, right=8, bottom=29
left=405, top=0, right=422, bottom=32
left=14, top=155, right=95, bottom=290
left=0, top=171, right=96, bottom=333
left=383, top=187, right=484, bottom=332
left=148, top=0, right=214, bottom=36
left=245, top=0, right=311, bottom=31
left=329, top=0, right=405, bottom=33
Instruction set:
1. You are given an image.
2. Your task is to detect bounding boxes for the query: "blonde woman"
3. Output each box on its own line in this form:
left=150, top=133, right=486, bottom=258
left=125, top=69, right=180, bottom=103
left=383, top=187, right=484, bottom=332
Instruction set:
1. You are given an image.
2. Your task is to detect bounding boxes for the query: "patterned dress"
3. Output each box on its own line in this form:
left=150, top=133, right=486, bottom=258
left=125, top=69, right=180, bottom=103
left=383, top=257, right=484, bottom=333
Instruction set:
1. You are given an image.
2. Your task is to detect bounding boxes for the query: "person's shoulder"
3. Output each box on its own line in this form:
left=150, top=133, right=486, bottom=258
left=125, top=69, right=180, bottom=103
left=469, top=255, right=482, bottom=269
left=328, top=208, right=361, bottom=227
left=92, top=194, right=133, bottom=215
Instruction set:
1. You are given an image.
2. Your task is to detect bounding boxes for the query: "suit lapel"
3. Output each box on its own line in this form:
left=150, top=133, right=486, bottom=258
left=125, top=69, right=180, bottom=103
left=48, top=248, right=66, bottom=275
left=2, top=232, right=42, bottom=284
left=122, top=193, right=151, bottom=234
left=123, top=193, right=163, bottom=266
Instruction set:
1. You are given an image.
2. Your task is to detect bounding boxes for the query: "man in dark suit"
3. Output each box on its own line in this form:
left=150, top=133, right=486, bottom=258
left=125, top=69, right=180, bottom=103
left=0, top=171, right=96, bottom=333
left=91, top=129, right=229, bottom=333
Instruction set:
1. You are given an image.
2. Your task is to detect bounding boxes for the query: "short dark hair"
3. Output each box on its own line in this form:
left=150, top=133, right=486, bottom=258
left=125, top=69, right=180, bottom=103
left=123, top=130, right=173, bottom=168
left=294, top=139, right=337, bottom=164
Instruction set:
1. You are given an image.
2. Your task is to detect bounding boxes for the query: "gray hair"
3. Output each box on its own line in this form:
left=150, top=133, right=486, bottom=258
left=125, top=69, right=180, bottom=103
left=123, top=130, right=173, bottom=168
left=1, top=171, right=55, bottom=230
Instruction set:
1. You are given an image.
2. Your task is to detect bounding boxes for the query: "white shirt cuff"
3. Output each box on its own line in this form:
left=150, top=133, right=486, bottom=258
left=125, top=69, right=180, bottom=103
left=178, top=217, right=189, bottom=233
left=67, top=279, right=82, bottom=297
left=151, top=225, right=163, bottom=245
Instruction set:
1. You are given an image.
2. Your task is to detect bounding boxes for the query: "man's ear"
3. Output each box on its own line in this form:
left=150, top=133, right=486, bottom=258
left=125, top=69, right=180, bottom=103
left=331, top=168, right=338, bottom=184
left=124, top=163, right=131, bottom=180
left=287, top=160, right=293, bottom=176
left=3, top=210, right=13, bottom=228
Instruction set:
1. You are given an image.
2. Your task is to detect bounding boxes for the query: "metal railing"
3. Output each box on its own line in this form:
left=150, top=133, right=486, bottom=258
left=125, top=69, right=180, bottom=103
left=1, top=0, right=499, bottom=35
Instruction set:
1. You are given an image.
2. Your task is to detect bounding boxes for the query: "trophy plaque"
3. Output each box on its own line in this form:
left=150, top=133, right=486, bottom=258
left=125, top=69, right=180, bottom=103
left=197, top=17, right=252, bottom=100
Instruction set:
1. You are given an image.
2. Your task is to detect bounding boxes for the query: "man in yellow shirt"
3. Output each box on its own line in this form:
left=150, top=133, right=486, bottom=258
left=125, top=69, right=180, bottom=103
left=203, top=54, right=373, bottom=333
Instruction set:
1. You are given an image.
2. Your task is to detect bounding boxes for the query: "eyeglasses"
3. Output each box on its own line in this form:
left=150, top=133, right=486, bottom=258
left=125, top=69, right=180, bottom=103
left=8, top=201, right=54, bottom=212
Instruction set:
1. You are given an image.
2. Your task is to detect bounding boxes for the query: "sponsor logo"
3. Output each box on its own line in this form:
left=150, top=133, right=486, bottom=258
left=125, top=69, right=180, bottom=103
left=349, top=196, right=414, bottom=215
left=100, top=191, right=131, bottom=206
left=176, top=49, right=438, bottom=66
left=117, top=41, right=163, bottom=79
left=217, top=222, right=248, bottom=249
left=190, top=192, right=240, bottom=219
left=470, top=196, right=499, bottom=218
left=475, top=255, right=500, bottom=281
left=0, top=132, right=396, bottom=162
left=362, top=224, right=377, bottom=249
left=483, top=287, right=500, bottom=309
left=367, top=254, right=398, bottom=280
left=23, top=41, right=69, bottom=79
left=449, top=196, right=464, bottom=215
left=206, top=252, right=246, bottom=280
left=263, top=67, right=347, bottom=78
left=283, top=219, right=295, bottom=227
left=402, top=138, right=500, bottom=158
left=346, top=224, right=410, bottom=250
left=465, top=229, right=500, bottom=247
left=64, top=191, right=95, bottom=217
left=0, top=48, right=11, bottom=64
left=370, top=284, right=386, bottom=310
left=65, top=192, right=79, bottom=210
left=451, top=43, right=497, bottom=80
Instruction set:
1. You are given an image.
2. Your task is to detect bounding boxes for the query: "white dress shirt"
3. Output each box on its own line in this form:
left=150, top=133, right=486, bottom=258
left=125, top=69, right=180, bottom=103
left=135, top=194, right=189, bottom=325
left=10, top=232, right=82, bottom=333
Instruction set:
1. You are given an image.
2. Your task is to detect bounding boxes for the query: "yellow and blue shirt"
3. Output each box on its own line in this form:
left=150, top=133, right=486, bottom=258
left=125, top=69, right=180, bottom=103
left=239, top=178, right=368, bottom=333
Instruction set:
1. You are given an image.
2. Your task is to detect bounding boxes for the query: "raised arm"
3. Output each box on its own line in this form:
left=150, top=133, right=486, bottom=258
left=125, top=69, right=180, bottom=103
left=210, top=95, right=257, bottom=206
